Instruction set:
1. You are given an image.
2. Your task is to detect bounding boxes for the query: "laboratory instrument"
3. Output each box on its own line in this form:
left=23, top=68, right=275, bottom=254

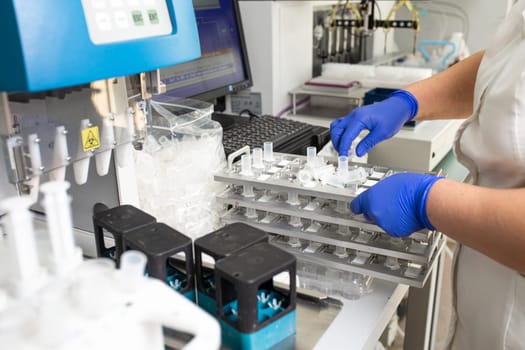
left=0, top=0, right=202, bottom=237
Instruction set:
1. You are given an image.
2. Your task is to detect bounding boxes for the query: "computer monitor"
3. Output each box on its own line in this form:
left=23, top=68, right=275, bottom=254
left=160, top=0, right=252, bottom=102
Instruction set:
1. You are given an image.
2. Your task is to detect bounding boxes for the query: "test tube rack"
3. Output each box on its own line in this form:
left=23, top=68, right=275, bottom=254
left=214, top=149, right=446, bottom=288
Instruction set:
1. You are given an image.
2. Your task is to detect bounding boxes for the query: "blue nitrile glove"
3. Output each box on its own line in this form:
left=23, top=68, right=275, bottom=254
left=350, top=173, right=443, bottom=237
left=330, top=90, right=418, bottom=157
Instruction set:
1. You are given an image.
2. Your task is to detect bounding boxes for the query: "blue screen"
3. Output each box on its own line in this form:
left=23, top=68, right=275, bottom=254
left=160, top=0, right=250, bottom=100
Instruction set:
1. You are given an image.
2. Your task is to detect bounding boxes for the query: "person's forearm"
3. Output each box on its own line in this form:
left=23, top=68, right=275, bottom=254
left=426, top=179, right=525, bottom=274
left=404, top=51, right=485, bottom=121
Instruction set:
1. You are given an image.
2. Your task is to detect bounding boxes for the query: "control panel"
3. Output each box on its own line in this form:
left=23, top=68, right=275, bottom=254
left=81, top=0, right=173, bottom=44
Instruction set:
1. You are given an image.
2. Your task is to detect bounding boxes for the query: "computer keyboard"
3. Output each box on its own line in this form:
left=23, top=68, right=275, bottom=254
left=212, top=113, right=319, bottom=156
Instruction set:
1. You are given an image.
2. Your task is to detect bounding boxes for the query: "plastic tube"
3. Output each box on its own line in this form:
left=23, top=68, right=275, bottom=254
left=287, top=192, right=300, bottom=206
left=263, top=142, right=274, bottom=162
left=40, top=181, right=81, bottom=276
left=0, top=196, right=42, bottom=296
left=245, top=208, right=258, bottom=219
left=96, top=113, right=116, bottom=176
left=49, top=126, right=69, bottom=182
left=119, top=250, right=147, bottom=290
left=73, top=119, right=92, bottom=185
left=242, top=184, right=254, bottom=198
left=287, top=237, right=302, bottom=248
left=337, top=225, right=350, bottom=236
left=334, top=246, right=349, bottom=259
left=289, top=216, right=302, bottom=228
left=27, top=134, right=43, bottom=176
left=385, top=256, right=401, bottom=270
left=252, top=148, right=264, bottom=169
left=306, top=146, right=317, bottom=165
left=240, top=154, right=253, bottom=177
left=337, top=156, right=348, bottom=178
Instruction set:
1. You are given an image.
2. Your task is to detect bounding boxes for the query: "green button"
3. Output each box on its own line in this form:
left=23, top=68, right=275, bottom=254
left=147, top=9, right=159, bottom=24
left=131, top=10, right=144, bottom=26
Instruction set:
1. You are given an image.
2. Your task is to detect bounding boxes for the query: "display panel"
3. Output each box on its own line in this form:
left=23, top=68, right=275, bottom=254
left=81, top=0, right=173, bottom=44
left=160, top=0, right=252, bottom=101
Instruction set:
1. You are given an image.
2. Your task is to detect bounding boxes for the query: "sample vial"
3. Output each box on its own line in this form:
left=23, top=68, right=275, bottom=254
left=286, top=192, right=300, bottom=206
left=337, top=156, right=349, bottom=178
left=336, top=200, right=348, bottom=214
left=306, top=146, right=317, bottom=166
left=240, top=154, right=254, bottom=177
left=334, top=246, right=349, bottom=259
left=287, top=237, right=302, bottom=248
left=245, top=207, right=258, bottom=219
left=289, top=216, right=302, bottom=228
left=252, top=148, right=264, bottom=169
left=263, top=142, right=274, bottom=163
left=337, top=225, right=350, bottom=236
left=384, top=256, right=401, bottom=270
left=242, top=184, right=255, bottom=198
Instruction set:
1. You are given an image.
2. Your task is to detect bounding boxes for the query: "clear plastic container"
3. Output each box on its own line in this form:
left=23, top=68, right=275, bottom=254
left=296, top=260, right=373, bottom=300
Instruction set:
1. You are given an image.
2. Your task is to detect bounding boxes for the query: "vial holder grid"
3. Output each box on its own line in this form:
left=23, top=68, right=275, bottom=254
left=214, top=151, right=446, bottom=288
left=123, top=222, right=196, bottom=300
left=215, top=242, right=296, bottom=350
left=194, top=223, right=269, bottom=315
left=92, top=203, right=157, bottom=267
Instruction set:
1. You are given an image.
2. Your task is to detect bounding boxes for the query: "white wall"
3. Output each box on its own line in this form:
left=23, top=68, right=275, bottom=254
left=240, top=1, right=314, bottom=115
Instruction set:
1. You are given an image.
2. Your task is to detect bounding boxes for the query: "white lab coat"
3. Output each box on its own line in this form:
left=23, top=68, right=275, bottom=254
left=449, top=1, right=525, bottom=349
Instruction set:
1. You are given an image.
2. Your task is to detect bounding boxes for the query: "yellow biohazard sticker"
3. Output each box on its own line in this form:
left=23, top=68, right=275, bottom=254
left=81, top=126, right=100, bottom=152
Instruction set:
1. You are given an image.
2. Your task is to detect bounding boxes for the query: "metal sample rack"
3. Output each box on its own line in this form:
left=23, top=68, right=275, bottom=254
left=214, top=150, right=445, bottom=288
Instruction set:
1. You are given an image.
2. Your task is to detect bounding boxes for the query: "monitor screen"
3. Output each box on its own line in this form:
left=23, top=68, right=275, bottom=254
left=160, top=0, right=252, bottom=102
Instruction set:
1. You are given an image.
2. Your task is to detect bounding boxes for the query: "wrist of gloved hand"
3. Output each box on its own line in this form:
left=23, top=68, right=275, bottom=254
left=350, top=173, right=443, bottom=237
left=389, top=90, right=419, bottom=122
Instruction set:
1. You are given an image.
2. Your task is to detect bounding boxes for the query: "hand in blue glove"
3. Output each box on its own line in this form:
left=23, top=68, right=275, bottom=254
left=330, top=90, right=419, bottom=157
left=351, top=173, right=443, bottom=237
